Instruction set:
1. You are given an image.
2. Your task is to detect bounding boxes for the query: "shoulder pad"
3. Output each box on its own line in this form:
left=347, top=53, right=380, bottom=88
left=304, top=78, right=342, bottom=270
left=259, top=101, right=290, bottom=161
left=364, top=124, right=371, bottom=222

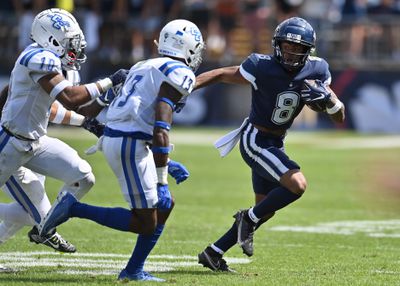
left=159, top=61, right=195, bottom=95
left=20, top=49, right=62, bottom=74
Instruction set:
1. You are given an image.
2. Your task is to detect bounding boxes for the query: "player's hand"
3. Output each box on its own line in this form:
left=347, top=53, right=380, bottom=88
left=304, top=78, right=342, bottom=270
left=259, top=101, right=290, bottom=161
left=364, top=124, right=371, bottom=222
left=109, top=69, right=129, bottom=86
left=168, top=160, right=189, bottom=184
left=156, top=184, right=172, bottom=210
left=82, top=117, right=105, bottom=138
left=96, top=83, right=121, bottom=106
left=301, top=79, right=331, bottom=104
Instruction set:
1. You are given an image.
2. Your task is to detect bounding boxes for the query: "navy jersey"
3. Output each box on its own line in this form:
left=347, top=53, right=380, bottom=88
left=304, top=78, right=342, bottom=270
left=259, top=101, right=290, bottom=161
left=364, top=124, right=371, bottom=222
left=239, top=53, right=331, bottom=130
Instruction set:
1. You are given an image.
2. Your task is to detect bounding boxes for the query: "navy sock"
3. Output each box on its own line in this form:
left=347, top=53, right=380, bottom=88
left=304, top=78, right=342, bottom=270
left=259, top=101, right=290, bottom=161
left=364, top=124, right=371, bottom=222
left=70, top=202, right=131, bottom=232
left=125, top=224, right=165, bottom=274
left=252, top=187, right=301, bottom=219
left=214, top=222, right=237, bottom=253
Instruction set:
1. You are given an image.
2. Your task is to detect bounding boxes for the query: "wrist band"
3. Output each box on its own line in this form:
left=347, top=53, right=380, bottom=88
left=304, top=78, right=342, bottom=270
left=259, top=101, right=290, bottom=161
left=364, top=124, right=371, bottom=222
left=326, top=100, right=344, bottom=115
left=97, top=78, right=113, bottom=93
left=69, top=111, right=85, bottom=126
left=156, top=166, right=168, bottom=185
left=85, top=83, right=101, bottom=100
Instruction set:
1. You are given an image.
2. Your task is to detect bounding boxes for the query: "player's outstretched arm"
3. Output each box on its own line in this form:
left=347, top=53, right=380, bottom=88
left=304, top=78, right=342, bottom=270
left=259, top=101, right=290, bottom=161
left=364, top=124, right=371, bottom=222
left=194, top=66, right=249, bottom=90
left=38, top=69, right=128, bottom=111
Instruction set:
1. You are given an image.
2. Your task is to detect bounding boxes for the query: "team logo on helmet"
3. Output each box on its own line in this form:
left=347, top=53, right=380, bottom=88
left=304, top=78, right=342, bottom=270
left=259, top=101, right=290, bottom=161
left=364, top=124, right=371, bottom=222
left=47, top=14, right=70, bottom=30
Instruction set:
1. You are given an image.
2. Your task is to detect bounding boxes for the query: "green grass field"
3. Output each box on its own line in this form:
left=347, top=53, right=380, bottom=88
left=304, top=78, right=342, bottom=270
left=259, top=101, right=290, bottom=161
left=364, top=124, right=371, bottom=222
left=0, top=128, right=399, bottom=285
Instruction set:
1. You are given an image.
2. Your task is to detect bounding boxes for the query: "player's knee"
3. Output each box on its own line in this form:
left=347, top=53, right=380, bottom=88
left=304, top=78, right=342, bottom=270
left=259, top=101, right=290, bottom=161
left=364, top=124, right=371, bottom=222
left=292, top=177, right=307, bottom=195
left=73, top=172, right=95, bottom=200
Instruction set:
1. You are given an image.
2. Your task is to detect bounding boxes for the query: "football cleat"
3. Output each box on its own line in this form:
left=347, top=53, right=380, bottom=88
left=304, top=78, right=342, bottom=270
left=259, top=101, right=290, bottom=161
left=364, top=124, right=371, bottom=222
left=118, top=269, right=165, bottom=282
left=198, top=247, right=235, bottom=272
left=234, top=210, right=255, bottom=257
left=0, top=264, right=15, bottom=273
left=39, top=191, right=77, bottom=236
left=28, top=226, right=76, bottom=253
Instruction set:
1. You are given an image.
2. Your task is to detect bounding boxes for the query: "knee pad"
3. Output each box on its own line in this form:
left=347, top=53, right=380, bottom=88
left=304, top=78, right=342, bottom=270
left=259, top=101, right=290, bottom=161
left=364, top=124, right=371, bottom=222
left=63, top=172, right=95, bottom=200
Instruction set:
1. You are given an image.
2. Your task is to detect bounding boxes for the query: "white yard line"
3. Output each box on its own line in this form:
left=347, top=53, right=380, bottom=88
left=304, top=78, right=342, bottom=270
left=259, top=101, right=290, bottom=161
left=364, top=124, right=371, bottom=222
left=48, top=127, right=400, bottom=149
left=0, top=251, right=251, bottom=276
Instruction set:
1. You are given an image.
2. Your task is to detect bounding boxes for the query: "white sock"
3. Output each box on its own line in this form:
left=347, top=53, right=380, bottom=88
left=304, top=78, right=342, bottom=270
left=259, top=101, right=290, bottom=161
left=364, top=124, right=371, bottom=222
left=210, top=244, right=224, bottom=255
left=0, top=202, right=35, bottom=225
left=248, top=207, right=260, bottom=224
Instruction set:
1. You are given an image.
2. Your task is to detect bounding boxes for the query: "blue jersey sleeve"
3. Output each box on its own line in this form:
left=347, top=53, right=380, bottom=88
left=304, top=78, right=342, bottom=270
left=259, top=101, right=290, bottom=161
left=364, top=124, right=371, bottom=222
left=308, top=56, right=332, bottom=85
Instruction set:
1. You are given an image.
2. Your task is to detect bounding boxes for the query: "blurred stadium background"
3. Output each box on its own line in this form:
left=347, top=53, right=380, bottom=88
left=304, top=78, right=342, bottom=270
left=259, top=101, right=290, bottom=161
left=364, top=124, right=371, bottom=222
left=1, top=0, right=400, bottom=133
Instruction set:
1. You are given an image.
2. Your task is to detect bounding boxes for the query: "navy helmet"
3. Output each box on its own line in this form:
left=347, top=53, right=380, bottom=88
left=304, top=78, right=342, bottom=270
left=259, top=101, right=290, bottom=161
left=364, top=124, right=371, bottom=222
left=272, top=17, right=316, bottom=71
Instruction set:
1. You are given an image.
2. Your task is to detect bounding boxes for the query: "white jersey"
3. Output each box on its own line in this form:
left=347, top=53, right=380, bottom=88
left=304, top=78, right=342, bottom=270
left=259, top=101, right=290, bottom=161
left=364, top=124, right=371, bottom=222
left=106, top=57, right=195, bottom=136
left=1, top=43, right=63, bottom=140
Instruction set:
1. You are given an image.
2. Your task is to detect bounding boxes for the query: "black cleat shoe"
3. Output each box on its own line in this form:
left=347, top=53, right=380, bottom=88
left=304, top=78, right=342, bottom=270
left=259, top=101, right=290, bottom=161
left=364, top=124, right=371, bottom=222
left=234, top=210, right=255, bottom=257
left=28, top=226, right=76, bottom=253
left=198, top=247, right=235, bottom=272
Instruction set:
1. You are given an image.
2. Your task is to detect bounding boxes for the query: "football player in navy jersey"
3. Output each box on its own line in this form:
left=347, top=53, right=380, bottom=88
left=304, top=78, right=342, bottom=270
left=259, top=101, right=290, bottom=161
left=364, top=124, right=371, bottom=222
left=195, top=17, right=345, bottom=272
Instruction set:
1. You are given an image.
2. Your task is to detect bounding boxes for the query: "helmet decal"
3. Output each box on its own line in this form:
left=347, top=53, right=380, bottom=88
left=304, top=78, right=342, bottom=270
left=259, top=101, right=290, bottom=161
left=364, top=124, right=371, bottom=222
left=47, top=14, right=70, bottom=30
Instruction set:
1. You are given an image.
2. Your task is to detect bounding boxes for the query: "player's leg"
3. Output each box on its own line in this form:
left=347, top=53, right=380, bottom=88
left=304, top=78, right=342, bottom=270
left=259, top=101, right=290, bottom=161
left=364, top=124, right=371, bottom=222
left=25, top=136, right=95, bottom=201
left=198, top=171, right=276, bottom=272
left=235, top=124, right=305, bottom=256
left=1, top=168, right=76, bottom=252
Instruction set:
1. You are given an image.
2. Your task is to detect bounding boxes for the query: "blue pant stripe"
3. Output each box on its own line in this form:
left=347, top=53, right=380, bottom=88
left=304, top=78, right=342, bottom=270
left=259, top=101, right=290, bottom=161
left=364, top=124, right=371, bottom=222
left=129, top=138, right=148, bottom=208
left=121, top=137, right=137, bottom=208
left=6, top=176, right=41, bottom=223
left=0, top=129, right=11, bottom=152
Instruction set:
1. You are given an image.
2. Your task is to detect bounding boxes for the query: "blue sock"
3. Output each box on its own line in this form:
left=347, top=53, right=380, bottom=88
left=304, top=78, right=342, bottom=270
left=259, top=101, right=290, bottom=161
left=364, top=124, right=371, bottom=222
left=252, top=187, right=301, bottom=219
left=125, top=224, right=165, bottom=274
left=214, top=222, right=237, bottom=253
left=71, top=202, right=131, bottom=231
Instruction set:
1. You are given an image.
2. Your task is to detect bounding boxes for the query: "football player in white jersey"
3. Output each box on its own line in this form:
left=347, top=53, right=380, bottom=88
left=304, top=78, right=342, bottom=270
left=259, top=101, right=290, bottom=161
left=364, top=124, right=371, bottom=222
left=40, top=19, right=204, bottom=282
left=0, top=70, right=109, bottom=258
left=0, top=8, right=126, bottom=259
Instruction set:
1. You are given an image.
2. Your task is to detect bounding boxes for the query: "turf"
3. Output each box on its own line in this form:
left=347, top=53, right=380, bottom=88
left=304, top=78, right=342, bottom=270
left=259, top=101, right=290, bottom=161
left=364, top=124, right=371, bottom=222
left=0, top=128, right=399, bottom=285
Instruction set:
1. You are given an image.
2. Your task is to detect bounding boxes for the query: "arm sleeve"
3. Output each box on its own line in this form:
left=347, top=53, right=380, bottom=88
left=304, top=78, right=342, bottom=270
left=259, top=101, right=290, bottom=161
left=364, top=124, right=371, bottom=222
left=23, top=50, right=62, bottom=83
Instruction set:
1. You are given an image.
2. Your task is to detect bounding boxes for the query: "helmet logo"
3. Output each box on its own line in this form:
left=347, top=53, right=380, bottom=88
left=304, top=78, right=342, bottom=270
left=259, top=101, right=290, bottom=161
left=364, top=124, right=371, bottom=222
left=189, top=27, right=201, bottom=42
left=47, top=14, right=70, bottom=30
left=286, top=33, right=301, bottom=41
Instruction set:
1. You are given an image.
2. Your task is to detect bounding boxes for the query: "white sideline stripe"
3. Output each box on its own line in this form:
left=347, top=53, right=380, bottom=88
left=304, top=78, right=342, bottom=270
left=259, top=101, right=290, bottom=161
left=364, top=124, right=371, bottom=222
left=270, top=219, right=400, bottom=238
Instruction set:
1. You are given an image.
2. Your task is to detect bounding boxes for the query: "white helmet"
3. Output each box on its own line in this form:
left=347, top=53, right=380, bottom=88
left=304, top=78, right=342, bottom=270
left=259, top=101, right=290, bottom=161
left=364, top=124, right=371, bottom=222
left=30, top=8, right=86, bottom=70
left=156, top=19, right=205, bottom=72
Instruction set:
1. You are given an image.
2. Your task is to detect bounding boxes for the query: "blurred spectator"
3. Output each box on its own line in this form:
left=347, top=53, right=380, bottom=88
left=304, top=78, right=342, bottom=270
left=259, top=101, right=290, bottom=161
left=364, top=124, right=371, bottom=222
left=341, top=0, right=369, bottom=60
left=240, top=0, right=270, bottom=53
left=367, top=0, right=400, bottom=59
left=12, top=0, right=47, bottom=52
left=273, top=0, right=304, bottom=23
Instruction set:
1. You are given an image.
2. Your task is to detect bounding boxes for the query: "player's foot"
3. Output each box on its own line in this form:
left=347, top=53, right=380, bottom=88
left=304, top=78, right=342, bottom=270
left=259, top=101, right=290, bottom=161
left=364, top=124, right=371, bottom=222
left=39, top=191, right=77, bottom=236
left=118, top=269, right=165, bottom=282
left=28, top=226, right=76, bottom=253
left=198, top=247, right=235, bottom=272
left=0, top=264, right=15, bottom=273
left=234, top=209, right=255, bottom=257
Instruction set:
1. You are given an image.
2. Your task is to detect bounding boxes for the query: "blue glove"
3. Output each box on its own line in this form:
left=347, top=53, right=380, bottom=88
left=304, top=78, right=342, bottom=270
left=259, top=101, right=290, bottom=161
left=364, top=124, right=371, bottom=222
left=156, top=184, right=172, bottom=210
left=168, top=160, right=190, bottom=184
left=82, top=117, right=105, bottom=138
left=109, top=69, right=129, bottom=86
left=301, top=79, right=331, bottom=105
